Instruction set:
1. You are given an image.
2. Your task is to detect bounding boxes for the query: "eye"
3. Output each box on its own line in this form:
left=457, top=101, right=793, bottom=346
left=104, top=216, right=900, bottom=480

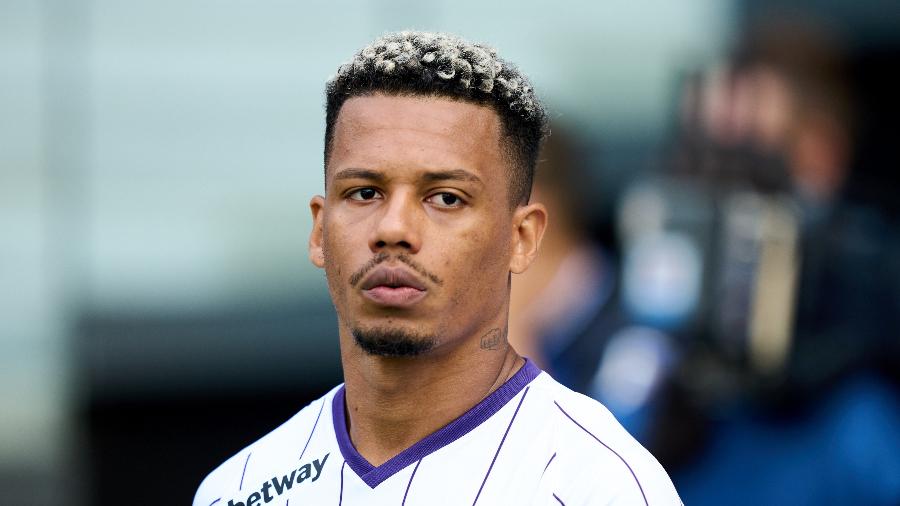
left=347, top=187, right=381, bottom=201
left=426, top=192, right=465, bottom=208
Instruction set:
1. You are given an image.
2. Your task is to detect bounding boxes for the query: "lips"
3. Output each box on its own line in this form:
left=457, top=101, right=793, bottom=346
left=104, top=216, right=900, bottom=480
left=359, top=266, right=428, bottom=307
left=360, top=267, right=427, bottom=291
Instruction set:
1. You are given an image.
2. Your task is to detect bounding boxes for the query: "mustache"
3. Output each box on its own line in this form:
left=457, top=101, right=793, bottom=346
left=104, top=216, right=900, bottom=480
left=348, top=252, right=444, bottom=288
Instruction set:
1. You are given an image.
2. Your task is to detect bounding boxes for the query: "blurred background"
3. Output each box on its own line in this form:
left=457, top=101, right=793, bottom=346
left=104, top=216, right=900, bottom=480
left=2, top=0, right=899, bottom=504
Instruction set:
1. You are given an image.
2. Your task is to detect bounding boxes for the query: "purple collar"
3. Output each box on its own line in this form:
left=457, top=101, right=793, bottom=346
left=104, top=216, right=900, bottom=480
left=332, top=358, right=541, bottom=488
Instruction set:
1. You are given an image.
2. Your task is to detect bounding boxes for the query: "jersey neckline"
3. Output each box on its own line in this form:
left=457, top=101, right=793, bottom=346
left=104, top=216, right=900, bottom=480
left=332, top=358, right=541, bottom=488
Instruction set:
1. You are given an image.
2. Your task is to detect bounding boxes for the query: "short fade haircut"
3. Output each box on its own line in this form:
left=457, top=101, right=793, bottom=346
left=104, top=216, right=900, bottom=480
left=324, top=31, right=548, bottom=206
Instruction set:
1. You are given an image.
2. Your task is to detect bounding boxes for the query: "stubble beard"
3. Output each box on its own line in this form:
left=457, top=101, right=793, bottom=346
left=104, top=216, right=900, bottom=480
left=350, top=326, right=437, bottom=357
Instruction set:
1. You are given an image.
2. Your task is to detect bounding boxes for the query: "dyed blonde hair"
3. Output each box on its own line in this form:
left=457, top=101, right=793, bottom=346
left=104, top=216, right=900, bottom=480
left=324, top=31, right=548, bottom=206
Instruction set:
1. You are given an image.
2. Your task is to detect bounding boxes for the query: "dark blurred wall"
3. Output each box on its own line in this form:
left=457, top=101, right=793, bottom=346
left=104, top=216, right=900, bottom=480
left=79, top=299, right=342, bottom=505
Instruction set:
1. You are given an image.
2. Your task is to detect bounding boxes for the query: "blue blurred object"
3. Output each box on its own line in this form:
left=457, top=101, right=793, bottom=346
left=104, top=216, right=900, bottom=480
left=588, top=325, right=677, bottom=441
left=622, top=232, right=703, bottom=330
left=674, top=373, right=900, bottom=506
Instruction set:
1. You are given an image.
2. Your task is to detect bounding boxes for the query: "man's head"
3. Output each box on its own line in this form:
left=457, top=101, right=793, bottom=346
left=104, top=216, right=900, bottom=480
left=309, top=31, right=548, bottom=358
left=324, top=31, right=547, bottom=207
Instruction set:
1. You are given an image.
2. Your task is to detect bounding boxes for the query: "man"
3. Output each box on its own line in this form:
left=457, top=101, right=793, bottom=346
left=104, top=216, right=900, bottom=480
left=194, top=31, right=680, bottom=505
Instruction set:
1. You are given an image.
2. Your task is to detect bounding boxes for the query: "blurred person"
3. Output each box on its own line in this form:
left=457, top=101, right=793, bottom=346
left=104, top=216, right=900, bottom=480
left=508, top=129, right=680, bottom=443
left=733, top=20, right=898, bottom=387
left=508, top=127, right=619, bottom=382
left=687, top=14, right=900, bottom=389
left=193, top=31, right=681, bottom=506
left=656, top=14, right=900, bottom=506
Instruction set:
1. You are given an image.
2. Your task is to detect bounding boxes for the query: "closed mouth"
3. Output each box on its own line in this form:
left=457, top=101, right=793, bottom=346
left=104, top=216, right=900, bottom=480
left=359, top=266, right=427, bottom=291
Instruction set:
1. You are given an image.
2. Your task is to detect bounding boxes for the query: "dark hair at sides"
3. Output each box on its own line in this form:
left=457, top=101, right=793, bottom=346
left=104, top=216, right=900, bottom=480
left=324, top=31, right=548, bottom=206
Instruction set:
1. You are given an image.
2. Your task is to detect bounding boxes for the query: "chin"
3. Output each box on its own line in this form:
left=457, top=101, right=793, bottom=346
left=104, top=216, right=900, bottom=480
left=350, top=325, right=437, bottom=357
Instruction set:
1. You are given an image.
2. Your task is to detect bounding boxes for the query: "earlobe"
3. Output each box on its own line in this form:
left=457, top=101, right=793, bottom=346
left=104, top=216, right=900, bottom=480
left=509, top=203, right=548, bottom=274
left=309, top=195, right=326, bottom=268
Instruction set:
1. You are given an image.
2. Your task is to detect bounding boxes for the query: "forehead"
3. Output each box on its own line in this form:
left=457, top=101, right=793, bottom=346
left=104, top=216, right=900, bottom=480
left=328, top=94, right=507, bottom=184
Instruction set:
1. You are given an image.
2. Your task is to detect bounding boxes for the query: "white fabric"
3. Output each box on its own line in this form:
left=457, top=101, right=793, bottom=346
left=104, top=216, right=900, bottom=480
left=194, top=368, right=681, bottom=506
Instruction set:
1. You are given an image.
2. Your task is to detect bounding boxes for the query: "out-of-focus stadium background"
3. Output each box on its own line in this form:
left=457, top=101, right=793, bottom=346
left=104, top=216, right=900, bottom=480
left=2, top=1, right=898, bottom=504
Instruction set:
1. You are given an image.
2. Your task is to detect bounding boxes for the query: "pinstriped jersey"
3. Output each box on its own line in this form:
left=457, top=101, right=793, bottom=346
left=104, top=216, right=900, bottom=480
left=193, top=360, right=681, bottom=505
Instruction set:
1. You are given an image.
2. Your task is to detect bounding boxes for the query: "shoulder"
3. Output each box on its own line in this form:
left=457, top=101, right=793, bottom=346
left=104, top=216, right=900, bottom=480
left=192, top=384, right=341, bottom=506
left=526, top=373, right=681, bottom=505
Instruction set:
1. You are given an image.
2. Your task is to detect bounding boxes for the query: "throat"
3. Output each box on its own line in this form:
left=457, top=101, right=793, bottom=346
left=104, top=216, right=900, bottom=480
left=342, top=349, right=523, bottom=467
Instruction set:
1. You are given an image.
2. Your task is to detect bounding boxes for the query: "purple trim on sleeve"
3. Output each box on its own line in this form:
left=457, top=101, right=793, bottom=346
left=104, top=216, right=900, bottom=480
left=542, top=452, right=557, bottom=477
left=239, top=452, right=252, bottom=491
left=332, top=358, right=541, bottom=488
left=338, top=461, right=346, bottom=506
left=299, top=399, right=326, bottom=461
left=208, top=499, right=221, bottom=506
left=554, top=401, right=648, bottom=506
left=401, top=459, right=422, bottom=505
left=553, top=492, right=566, bottom=505
left=472, top=385, right=531, bottom=505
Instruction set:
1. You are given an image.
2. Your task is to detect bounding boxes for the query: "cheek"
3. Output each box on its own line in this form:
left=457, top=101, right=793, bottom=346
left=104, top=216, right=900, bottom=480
left=471, top=219, right=511, bottom=264
left=322, top=221, right=355, bottom=292
left=444, top=221, right=511, bottom=292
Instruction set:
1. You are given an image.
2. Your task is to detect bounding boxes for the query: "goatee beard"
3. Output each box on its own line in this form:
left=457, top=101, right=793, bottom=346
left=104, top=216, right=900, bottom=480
left=351, top=327, right=436, bottom=357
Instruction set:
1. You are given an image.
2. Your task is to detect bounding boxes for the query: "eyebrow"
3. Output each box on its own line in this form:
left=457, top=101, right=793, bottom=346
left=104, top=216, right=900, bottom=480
left=422, top=169, right=483, bottom=185
left=333, top=168, right=385, bottom=182
left=333, top=168, right=483, bottom=185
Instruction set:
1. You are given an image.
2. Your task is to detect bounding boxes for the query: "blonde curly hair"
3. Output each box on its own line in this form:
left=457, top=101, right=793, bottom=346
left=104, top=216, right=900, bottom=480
left=324, top=31, right=547, bottom=206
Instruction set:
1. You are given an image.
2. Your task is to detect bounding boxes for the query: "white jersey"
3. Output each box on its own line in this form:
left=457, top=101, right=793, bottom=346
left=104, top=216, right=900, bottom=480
left=194, top=360, right=681, bottom=505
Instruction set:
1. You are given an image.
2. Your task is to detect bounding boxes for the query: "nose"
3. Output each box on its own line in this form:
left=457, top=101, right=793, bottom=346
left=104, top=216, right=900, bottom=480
left=368, top=189, right=422, bottom=254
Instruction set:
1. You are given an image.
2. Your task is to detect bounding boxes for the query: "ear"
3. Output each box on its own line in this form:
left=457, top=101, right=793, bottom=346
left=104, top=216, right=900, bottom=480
left=308, top=195, right=326, bottom=268
left=509, top=202, right=548, bottom=274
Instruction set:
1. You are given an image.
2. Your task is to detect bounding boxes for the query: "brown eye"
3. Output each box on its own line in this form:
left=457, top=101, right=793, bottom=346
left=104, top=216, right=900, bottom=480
left=349, top=188, right=380, bottom=201
left=426, top=192, right=465, bottom=208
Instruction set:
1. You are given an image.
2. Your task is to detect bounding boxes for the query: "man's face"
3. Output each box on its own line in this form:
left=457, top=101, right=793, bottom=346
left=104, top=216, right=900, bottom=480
left=309, top=94, right=541, bottom=356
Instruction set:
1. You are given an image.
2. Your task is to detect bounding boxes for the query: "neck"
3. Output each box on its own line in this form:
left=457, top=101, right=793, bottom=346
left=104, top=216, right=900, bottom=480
left=339, top=326, right=523, bottom=466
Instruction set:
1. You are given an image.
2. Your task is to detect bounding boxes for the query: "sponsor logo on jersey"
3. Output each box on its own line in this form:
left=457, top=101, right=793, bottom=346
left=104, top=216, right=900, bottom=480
left=227, top=453, right=329, bottom=506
